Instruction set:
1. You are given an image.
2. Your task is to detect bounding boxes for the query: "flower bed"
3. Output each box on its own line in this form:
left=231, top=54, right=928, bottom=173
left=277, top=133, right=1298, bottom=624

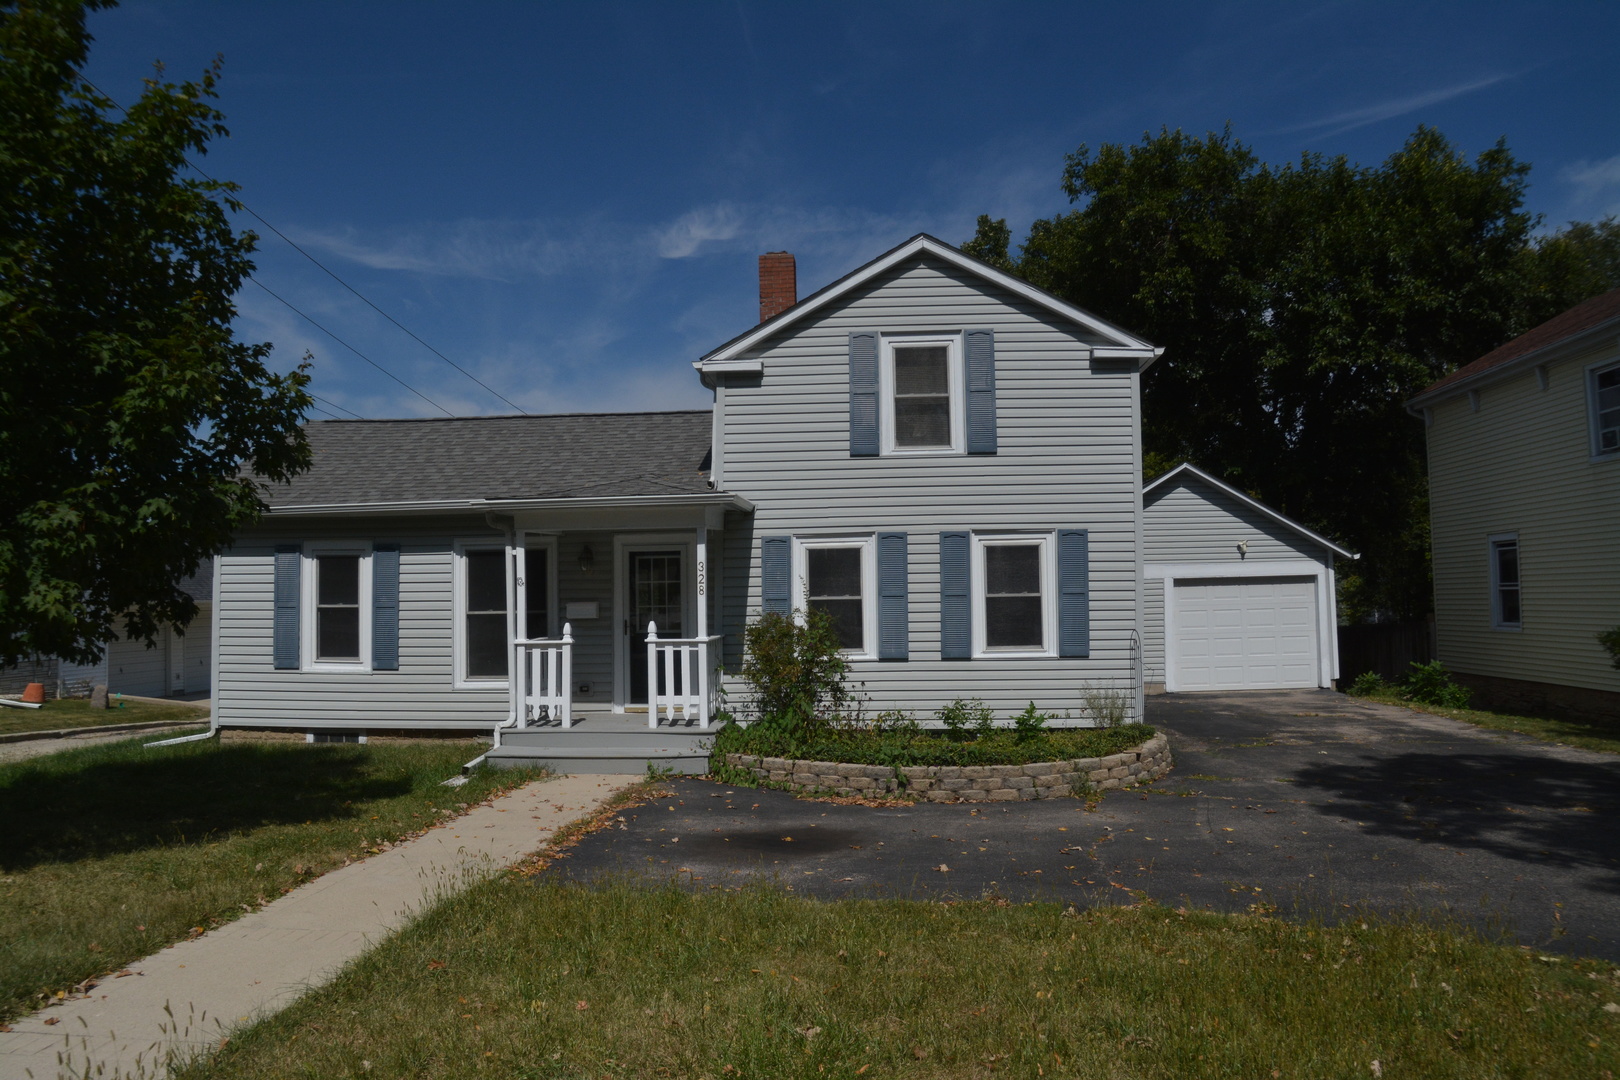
left=713, top=726, right=1171, bottom=802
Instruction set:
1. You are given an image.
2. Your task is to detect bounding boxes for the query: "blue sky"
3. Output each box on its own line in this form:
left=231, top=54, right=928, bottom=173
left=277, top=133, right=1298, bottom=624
left=81, top=1, right=1620, bottom=421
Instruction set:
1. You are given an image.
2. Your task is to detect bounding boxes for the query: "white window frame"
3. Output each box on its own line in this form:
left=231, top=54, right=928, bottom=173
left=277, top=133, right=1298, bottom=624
left=792, top=536, right=877, bottom=660
left=1488, top=532, right=1522, bottom=631
left=1588, top=357, right=1620, bottom=461
left=971, top=532, right=1057, bottom=659
left=880, top=333, right=964, bottom=456
left=301, top=544, right=372, bottom=672
left=453, top=539, right=513, bottom=689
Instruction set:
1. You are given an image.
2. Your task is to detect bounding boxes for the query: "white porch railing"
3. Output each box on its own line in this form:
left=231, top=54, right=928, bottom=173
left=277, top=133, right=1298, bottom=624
left=516, top=623, right=573, bottom=728
left=645, top=621, right=722, bottom=729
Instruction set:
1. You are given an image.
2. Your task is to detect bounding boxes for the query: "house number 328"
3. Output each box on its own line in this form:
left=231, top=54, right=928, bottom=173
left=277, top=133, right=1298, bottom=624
left=696, top=561, right=706, bottom=597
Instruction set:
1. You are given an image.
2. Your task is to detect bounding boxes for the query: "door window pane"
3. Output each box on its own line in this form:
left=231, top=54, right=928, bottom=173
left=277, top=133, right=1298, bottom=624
left=893, top=345, right=951, bottom=448
left=315, top=555, right=361, bottom=661
left=807, top=546, right=864, bottom=650
left=525, top=548, right=549, bottom=639
left=465, top=549, right=508, bottom=678
left=984, top=544, right=1043, bottom=649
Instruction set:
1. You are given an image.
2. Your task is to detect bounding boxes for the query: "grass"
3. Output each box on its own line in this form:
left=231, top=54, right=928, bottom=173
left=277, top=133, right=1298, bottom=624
left=174, top=879, right=1620, bottom=1079
left=713, top=721, right=1157, bottom=769
left=0, top=695, right=209, bottom=737
left=0, top=735, right=546, bottom=1021
left=1352, top=688, right=1620, bottom=756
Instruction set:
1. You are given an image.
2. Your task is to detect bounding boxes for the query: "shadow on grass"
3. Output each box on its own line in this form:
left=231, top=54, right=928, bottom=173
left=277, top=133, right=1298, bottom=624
left=0, top=741, right=410, bottom=871
left=1291, top=749, right=1620, bottom=893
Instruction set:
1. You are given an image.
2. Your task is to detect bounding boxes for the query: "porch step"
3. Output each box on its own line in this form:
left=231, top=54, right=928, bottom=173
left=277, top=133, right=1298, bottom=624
left=485, top=742, right=710, bottom=775
left=500, top=727, right=715, bottom=751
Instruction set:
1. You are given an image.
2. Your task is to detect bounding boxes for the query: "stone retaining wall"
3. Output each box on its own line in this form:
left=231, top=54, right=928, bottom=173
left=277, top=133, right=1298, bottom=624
left=723, top=732, right=1171, bottom=802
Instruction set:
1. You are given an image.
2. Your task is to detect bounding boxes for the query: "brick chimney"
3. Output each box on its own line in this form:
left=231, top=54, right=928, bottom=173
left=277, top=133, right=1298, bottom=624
left=758, top=251, right=797, bottom=323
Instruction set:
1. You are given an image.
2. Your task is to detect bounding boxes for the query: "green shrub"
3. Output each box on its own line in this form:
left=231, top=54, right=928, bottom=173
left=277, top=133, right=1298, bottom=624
left=739, top=608, right=852, bottom=734
left=935, top=697, right=994, bottom=742
left=1078, top=682, right=1132, bottom=727
left=1401, top=660, right=1472, bottom=708
left=1012, top=701, right=1050, bottom=742
left=711, top=717, right=1156, bottom=770
left=1599, top=626, right=1620, bottom=670
left=1347, top=671, right=1389, bottom=696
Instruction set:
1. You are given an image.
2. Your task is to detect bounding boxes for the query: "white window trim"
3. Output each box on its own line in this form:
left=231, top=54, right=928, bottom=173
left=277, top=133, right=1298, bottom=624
left=300, top=544, right=372, bottom=672
left=1587, top=357, right=1620, bottom=462
left=971, top=532, right=1057, bottom=659
left=792, top=535, right=877, bottom=660
left=1488, top=532, right=1522, bottom=631
left=453, top=539, right=513, bottom=690
left=880, top=333, right=965, bottom=456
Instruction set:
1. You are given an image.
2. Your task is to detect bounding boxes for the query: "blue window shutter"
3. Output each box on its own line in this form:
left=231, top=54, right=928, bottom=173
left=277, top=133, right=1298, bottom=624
left=273, top=545, right=301, bottom=670
left=939, top=531, right=970, bottom=659
left=1058, top=529, right=1090, bottom=659
left=965, top=328, right=997, bottom=454
left=761, top=536, right=791, bottom=614
left=877, top=532, right=908, bottom=660
left=849, top=332, right=879, bottom=456
left=372, top=544, right=400, bottom=671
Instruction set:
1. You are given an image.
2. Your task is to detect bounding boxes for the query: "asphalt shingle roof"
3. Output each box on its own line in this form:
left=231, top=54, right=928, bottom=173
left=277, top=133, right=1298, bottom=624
left=261, top=410, right=714, bottom=508
left=1420, top=286, right=1620, bottom=399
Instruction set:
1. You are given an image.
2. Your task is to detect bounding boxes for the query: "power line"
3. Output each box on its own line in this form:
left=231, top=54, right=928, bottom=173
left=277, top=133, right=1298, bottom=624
left=249, top=278, right=454, bottom=417
left=311, top=393, right=364, bottom=419
left=78, top=76, right=521, bottom=416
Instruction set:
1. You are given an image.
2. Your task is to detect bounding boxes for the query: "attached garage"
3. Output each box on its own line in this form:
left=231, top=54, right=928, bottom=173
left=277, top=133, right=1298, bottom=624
left=1143, top=464, right=1354, bottom=694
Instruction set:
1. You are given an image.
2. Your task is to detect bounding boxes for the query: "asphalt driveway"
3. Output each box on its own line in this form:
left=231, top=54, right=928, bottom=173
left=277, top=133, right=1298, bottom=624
left=548, top=689, right=1620, bottom=958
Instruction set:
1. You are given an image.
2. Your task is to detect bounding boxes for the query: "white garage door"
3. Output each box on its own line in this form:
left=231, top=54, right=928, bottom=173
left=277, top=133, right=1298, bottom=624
left=1173, top=577, right=1319, bottom=691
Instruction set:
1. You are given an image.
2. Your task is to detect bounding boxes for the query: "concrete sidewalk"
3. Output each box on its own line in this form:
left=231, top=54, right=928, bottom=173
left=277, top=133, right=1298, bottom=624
left=0, top=772, right=630, bottom=1080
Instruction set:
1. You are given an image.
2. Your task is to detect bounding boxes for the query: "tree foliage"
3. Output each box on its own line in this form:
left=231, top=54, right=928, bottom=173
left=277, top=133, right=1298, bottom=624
left=0, top=0, right=311, bottom=665
left=970, top=126, right=1616, bottom=620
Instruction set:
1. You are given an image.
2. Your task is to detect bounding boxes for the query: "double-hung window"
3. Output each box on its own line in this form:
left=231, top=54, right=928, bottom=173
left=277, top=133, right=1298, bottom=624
left=1489, top=534, right=1521, bottom=630
left=794, top=537, right=876, bottom=657
left=972, top=534, right=1056, bottom=657
left=1591, top=361, right=1620, bottom=458
left=882, top=336, right=963, bottom=454
left=302, top=546, right=372, bottom=670
left=457, top=545, right=509, bottom=683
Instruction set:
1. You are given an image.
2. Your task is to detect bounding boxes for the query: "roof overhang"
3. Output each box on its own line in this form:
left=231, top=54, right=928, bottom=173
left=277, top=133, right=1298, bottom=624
left=1144, top=462, right=1357, bottom=560
left=1405, top=314, right=1620, bottom=415
left=263, top=491, right=755, bottom=518
left=694, top=234, right=1162, bottom=386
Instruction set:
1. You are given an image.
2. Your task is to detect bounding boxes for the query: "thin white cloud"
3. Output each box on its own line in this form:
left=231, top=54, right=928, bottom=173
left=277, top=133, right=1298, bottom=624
left=1563, top=154, right=1620, bottom=218
left=655, top=204, right=746, bottom=259
left=281, top=219, right=642, bottom=282
left=1275, top=72, right=1520, bottom=140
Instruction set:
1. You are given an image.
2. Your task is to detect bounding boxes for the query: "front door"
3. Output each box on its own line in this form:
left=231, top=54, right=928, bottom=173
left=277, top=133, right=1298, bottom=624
left=626, top=550, right=684, bottom=705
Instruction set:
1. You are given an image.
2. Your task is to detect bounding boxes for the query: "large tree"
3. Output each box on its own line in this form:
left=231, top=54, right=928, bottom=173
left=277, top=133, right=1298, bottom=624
left=0, top=0, right=311, bottom=666
left=969, top=126, right=1613, bottom=621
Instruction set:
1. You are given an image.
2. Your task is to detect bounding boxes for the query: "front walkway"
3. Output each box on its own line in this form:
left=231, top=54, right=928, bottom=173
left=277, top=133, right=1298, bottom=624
left=0, top=772, right=631, bottom=1080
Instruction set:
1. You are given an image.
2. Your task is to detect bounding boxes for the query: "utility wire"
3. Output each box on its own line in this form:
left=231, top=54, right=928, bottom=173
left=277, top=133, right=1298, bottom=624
left=80, top=76, right=517, bottom=416
left=249, top=278, right=454, bottom=417
left=311, top=393, right=364, bottom=419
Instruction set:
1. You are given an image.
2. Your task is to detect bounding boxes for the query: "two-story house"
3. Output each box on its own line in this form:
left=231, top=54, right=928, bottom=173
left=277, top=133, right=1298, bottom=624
left=203, top=235, right=1345, bottom=770
left=1408, top=287, right=1620, bottom=721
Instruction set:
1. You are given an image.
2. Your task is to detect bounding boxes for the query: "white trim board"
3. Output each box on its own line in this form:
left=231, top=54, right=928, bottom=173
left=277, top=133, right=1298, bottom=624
left=695, top=234, right=1163, bottom=372
left=1146, top=559, right=1339, bottom=692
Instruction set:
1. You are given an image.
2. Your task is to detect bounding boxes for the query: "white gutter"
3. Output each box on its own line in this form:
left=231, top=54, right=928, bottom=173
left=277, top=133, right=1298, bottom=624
left=461, top=511, right=522, bottom=775
left=264, top=492, right=755, bottom=518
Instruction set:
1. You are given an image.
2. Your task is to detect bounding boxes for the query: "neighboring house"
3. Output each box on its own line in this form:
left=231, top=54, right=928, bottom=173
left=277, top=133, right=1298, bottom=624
left=1407, top=287, right=1620, bottom=721
left=213, top=235, right=1169, bottom=752
left=0, top=561, right=214, bottom=699
left=1141, top=463, right=1353, bottom=694
left=56, top=560, right=216, bottom=698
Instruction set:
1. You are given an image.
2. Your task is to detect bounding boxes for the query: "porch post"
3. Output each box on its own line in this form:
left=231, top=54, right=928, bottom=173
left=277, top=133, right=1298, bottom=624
left=512, top=532, right=526, bottom=725
left=695, top=526, right=709, bottom=725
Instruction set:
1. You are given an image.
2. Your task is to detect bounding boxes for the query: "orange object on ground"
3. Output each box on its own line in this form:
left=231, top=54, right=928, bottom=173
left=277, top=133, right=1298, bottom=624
left=21, top=682, right=46, bottom=704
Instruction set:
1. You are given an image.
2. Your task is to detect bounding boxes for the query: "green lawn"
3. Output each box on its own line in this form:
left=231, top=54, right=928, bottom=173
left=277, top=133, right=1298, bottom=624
left=174, top=880, right=1620, bottom=1079
left=0, top=695, right=211, bottom=737
left=0, top=736, right=545, bottom=1021
left=1354, top=688, right=1620, bottom=755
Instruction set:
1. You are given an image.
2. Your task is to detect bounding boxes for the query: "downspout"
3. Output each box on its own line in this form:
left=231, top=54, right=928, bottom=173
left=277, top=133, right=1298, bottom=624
left=146, top=711, right=218, bottom=747
left=462, top=510, right=521, bottom=774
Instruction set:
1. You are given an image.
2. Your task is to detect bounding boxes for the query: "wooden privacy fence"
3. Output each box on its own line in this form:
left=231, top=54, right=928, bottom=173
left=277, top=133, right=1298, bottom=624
left=1337, top=618, right=1436, bottom=682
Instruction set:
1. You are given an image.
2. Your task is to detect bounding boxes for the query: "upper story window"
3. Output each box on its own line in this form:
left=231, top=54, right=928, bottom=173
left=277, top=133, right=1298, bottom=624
left=1489, top=534, right=1521, bottom=630
left=302, top=545, right=372, bottom=670
left=1591, top=361, right=1620, bottom=457
left=794, top=537, right=876, bottom=657
left=881, top=336, right=963, bottom=454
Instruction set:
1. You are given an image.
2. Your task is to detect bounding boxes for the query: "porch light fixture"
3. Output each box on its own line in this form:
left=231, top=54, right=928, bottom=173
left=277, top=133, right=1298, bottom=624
left=578, top=544, right=595, bottom=574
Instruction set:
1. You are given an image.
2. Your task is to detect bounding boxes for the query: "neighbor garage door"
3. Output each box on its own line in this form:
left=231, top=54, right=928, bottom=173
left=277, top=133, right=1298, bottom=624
left=1172, top=576, right=1319, bottom=691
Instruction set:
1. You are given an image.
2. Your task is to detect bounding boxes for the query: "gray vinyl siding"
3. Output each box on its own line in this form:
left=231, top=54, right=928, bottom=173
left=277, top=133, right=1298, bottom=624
left=1427, top=343, right=1620, bottom=694
left=553, top=532, right=615, bottom=703
left=1141, top=475, right=1336, bottom=688
left=218, top=518, right=509, bottom=727
left=717, top=256, right=1141, bottom=722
